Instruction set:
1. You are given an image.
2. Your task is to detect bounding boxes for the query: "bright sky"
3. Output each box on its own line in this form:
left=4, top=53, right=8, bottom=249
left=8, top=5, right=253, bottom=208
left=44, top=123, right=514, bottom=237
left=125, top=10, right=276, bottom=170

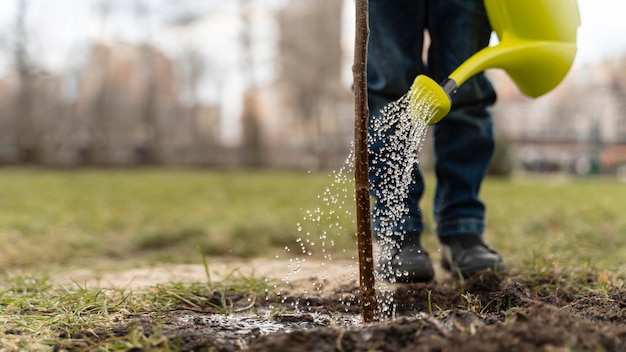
left=575, top=0, right=626, bottom=65
left=0, top=0, right=624, bottom=70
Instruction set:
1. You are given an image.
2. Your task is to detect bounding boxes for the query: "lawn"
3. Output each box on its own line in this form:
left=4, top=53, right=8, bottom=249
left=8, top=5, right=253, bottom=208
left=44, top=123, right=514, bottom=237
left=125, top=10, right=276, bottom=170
left=1, top=168, right=624, bottom=274
left=0, top=168, right=357, bottom=271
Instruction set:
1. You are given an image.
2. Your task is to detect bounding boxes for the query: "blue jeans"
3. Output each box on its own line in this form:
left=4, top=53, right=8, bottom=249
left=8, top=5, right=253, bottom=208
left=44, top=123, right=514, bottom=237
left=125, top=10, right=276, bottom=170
left=368, top=0, right=497, bottom=240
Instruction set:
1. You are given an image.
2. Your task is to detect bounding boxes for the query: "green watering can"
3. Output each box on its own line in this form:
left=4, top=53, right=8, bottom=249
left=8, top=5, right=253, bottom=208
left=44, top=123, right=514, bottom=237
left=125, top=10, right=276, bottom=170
left=409, top=0, right=580, bottom=125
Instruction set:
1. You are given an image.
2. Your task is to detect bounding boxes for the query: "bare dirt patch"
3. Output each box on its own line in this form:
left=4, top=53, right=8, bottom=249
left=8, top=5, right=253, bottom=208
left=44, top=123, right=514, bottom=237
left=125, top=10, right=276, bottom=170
left=55, top=259, right=626, bottom=351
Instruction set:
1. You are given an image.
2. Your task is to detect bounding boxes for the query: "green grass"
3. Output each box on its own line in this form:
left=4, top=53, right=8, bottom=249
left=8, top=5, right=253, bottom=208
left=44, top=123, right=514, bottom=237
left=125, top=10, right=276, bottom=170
left=480, top=176, right=626, bottom=275
left=0, top=266, right=276, bottom=350
left=0, top=167, right=357, bottom=271
left=0, top=168, right=625, bottom=276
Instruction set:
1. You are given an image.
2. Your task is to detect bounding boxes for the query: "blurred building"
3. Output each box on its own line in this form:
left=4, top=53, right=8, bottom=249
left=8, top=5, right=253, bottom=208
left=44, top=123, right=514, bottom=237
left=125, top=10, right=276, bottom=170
left=0, top=68, right=66, bottom=164
left=489, top=56, right=626, bottom=176
left=73, top=41, right=179, bottom=165
left=241, top=0, right=354, bottom=170
left=0, top=0, right=625, bottom=175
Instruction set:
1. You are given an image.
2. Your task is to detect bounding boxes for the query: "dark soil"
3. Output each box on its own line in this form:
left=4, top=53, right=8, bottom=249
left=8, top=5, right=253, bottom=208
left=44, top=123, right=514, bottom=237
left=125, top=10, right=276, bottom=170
left=65, top=269, right=626, bottom=352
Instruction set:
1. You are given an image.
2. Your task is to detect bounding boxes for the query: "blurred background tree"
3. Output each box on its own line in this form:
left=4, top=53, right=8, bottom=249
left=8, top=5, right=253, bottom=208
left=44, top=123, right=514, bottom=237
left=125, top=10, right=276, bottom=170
left=0, top=0, right=624, bottom=177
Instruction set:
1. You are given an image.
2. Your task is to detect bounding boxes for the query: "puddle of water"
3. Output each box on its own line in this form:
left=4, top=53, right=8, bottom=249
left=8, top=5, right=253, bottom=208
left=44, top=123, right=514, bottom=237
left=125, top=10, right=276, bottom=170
left=179, top=311, right=362, bottom=336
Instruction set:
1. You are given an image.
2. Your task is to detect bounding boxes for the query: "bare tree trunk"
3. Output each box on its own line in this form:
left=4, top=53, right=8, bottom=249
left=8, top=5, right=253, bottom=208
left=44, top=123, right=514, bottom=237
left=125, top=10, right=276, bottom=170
left=353, top=0, right=377, bottom=323
left=241, top=91, right=264, bottom=167
left=239, top=0, right=264, bottom=167
left=134, top=1, right=161, bottom=165
left=181, top=47, right=210, bottom=162
left=86, top=78, right=112, bottom=165
left=137, top=45, right=161, bottom=165
left=13, top=0, right=41, bottom=163
left=80, top=2, right=119, bottom=166
left=277, top=0, right=344, bottom=169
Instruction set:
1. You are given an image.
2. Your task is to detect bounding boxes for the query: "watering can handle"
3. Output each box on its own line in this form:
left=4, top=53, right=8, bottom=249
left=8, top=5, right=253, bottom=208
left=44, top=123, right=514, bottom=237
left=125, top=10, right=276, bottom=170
left=448, top=40, right=578, bottom=98
left=447, top=0, right=580, bottom=98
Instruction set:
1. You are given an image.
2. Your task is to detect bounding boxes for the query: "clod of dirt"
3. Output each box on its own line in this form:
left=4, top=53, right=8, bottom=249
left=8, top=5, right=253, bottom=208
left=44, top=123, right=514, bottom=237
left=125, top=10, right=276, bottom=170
left=563, top=291, right=626, bottom=323
left=462, top=269, right=503, bottom=293
left=273, top=314, right=315, bottom=323
left=496, top=281, right=534, bottom=309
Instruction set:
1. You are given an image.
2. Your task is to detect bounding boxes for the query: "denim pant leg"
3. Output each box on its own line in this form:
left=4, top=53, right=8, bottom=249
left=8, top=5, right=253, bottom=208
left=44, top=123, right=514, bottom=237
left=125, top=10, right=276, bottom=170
left=367, top=0, right=427, bottom=239
left=427, top=0, right=497, bottom=238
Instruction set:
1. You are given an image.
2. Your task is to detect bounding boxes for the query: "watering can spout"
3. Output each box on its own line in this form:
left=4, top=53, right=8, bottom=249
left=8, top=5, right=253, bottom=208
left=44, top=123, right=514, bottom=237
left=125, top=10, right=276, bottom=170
left=410, top=0, right=580, bottom=125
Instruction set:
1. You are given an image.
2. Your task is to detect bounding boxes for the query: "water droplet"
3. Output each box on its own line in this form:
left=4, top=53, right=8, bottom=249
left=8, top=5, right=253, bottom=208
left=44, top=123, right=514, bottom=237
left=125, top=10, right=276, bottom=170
left=277, top=93, right=431, bottom=320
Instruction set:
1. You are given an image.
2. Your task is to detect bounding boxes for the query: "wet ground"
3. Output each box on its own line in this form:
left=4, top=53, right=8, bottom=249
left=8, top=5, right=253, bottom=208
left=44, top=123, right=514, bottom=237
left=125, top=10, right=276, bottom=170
left=63, top=266, right=626, bottom=351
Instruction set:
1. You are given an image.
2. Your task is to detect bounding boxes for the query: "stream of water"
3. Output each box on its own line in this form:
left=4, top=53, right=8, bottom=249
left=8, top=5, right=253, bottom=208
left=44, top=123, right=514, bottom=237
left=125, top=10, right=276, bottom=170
left=278, top=91, right=436, bottom=320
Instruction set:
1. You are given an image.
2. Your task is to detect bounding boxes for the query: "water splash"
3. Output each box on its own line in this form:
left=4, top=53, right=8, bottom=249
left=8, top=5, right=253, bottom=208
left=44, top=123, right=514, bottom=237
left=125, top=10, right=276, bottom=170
left=278, top=91, right=436, bottom=320
left=277, top=149, right=358, bottom=312
left=369, top=93, right=432, bottom=318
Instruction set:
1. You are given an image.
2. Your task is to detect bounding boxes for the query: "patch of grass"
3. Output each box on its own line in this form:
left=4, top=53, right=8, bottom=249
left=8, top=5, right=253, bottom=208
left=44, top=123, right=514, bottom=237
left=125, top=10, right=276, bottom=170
left=0, top=263, right=277, bottom=350
left=478, top=176, right=626, bottom=275
left=1, top=168, right=626, bottom=278
left=0, top=274, right=139, bottom=350
left=0, top=168, right=357, bottom=271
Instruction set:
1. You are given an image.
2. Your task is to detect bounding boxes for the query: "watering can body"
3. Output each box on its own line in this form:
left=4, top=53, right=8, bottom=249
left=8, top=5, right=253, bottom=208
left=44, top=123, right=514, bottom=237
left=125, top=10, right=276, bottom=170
left=410, top=0, right=580, bottom=124
left=450, top=0, right=581, bottom=97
